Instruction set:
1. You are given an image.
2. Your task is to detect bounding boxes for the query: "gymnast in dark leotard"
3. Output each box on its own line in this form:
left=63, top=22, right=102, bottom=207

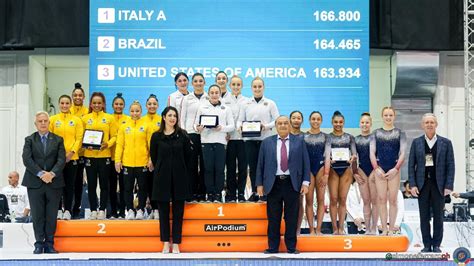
left=354, top=112, right=378, bottom=234
left=369, top=107, right=407, bottom=235
left=323, top=111, right=357, bottom=235
left=301, top=111, right=327, bottom=235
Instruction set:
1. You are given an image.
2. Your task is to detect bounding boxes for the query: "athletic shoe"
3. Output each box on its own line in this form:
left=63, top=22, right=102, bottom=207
left=57, top=210, right=63, bottom=220
left=153, top=209, right=159, bottom=220
left=63, top=210, right=72, bottom=220
left=89, top=211, right=98, bottom=220
left=214, top=194, right=222, bottom=203
left=248, top=193, right=259, bottom=202
left=135, top=209, right=144, bottom=220
left=97, top=210, right=106, bottom=220
left=226, top=195, right=236, bottom=203
left=125, top=209, right=135, bottom=220
left=238, top=194, right=246, bottom=203
left=206, top=194, right=213, bottom=203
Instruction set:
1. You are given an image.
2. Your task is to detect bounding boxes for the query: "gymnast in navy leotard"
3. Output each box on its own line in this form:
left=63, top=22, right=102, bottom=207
left=370, top=107, right=407, bottom=235
left=323, top=111, right=357, bottom=235
left=354, top=112, right=378, bottom=234
left=302, top=111, right=327, bottom=235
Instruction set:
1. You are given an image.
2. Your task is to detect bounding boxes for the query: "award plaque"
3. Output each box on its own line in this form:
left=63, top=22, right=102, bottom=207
left=242, top=121, right=261, bottom=137
left=331, top=148, right=350, bottom=161
left=200, top=115, right=219, bottom=128
left=82, top=130, right=104, bottom=150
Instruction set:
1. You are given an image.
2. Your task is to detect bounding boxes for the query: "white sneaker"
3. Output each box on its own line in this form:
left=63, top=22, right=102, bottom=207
left=97, top=210, right=106, bottom=220
left=125, top=209, right=135, bottom=220
left=89, top=211, right=98, bottom=220
left=63, top=210, right=71, bottom=220
left=135, top=210, right=144, bottom=220
left=57, top=210, right=63, bottom=220
left=147, top=210, right=154, bottom=220
left=153, top=209, right=159, bottom=220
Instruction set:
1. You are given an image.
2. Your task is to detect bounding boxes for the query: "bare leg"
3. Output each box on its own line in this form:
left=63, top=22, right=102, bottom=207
left=315, top=168, right=326, bottom=235
left=368, top=172, right=378, bottom=234
left=375, top=174, right=389, bottom=235
left=387, top=172, right=400, bottom=232
left=296, top=195, right=304, bottom=235
left=337, top=168, right=353, bottom=235
left=305, top=174, right=316, bottom=234
left=328, top=169, right=340, bottom=234
left=358, top=170, right=371, bottom=232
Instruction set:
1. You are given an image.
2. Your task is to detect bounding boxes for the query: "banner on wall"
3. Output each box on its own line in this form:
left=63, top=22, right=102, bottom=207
left=90, top=0, right=369, bottom=127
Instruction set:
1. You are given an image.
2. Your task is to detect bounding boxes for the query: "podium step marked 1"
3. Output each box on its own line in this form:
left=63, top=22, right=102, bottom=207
left=54, top=203, right=409, bottom=252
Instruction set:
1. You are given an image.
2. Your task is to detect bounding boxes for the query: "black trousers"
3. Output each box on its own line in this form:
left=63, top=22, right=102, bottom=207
left=418, top=177, right=445, bottom=248
left=28, top=184, right=62, bottom=248
left=226, top=140, right=247, bottom=196
left=202, top=143, right=226, bottom=195
left=146, top=171, right=158, bottom=209
left=123, top=166, right=147, bottom=211
left=85, top=157, right=111, bottom=211
left=245, top=140, right=261, bottom=193
left=267, top=177, right=299, bottom=251
left=117, top=170, right=125, bottom=216
left=158, top=200, right=185, bottom=244
left=59, top=160, right=78, bottom=212
left=189, top=133, right=205, bottom=197
left=72, top=157, right=85, bottom=216
left=108, top=161, right=119, bottom=217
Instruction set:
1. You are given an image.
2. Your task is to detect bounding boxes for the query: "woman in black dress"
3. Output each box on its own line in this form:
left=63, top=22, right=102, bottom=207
left=150, top=106, right=192, bottom=254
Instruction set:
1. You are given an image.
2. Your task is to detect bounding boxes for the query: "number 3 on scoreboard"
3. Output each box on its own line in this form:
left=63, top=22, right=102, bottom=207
left=97, top=223, right=107, bottom=234
left=343, top=239, right=352, bottom=250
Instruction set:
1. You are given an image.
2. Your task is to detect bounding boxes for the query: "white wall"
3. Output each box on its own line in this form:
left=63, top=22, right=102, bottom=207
left=436, top=51, right=467, bottom=193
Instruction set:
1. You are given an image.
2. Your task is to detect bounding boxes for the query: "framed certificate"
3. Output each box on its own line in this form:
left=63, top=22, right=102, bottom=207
left=331, top=148, right=350, bottom=161
left=200, top=115, right=219, bottom=128
left=242, top=121, right=261, bottom=137
left=82, top=129, right=104, bottom=150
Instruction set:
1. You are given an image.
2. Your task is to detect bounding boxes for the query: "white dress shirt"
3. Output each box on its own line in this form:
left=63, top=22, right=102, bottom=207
left=424, top=134, right=438, bottom=149
left=276, top=136, right=290, bottom=175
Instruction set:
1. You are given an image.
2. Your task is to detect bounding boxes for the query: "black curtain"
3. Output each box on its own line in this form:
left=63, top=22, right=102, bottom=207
left=370, top=0, right=463, bottom=50
left=1, top=0, right=88, bottom=49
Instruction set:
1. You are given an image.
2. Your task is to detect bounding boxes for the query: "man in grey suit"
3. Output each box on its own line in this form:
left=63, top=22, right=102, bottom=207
left=256, top=116, right=310, bottom=254
left=22, top=111, right=65, bottom=254
left=408, top=113, right=455, bottom=253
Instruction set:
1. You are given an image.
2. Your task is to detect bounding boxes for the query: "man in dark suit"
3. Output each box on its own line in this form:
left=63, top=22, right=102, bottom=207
left=22, top=111, right=65, bottom=254
left=256, top=116, right=310, bottom=254
left=408, top=113, right=455, bottom=253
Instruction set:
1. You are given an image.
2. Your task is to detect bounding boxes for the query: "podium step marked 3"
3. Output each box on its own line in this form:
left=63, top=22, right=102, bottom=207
left=54, top=235, right=409, bottom=253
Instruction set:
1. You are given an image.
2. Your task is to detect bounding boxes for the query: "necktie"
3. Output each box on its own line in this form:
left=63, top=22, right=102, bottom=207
left=41, top=135, right=47, bottom=153
left=280, top=138, right=288, bottom=172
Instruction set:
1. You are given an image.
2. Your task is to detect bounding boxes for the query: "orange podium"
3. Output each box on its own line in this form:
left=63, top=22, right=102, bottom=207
left=54, top=203, right=409, bottom=253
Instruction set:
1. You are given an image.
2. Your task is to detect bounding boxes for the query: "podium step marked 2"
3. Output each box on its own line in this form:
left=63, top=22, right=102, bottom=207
left=54, top=235, right=410, bottom=253
left=54, top=203, right=409, bottom=253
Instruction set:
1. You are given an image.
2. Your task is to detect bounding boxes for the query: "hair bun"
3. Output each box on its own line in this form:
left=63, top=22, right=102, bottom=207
left=74, top=82, right=82, bottom=88
left=333, top=110, right=342, bottom=116
left=116, top=92, right=123, bottom=97
left=149, top=94, right=156, bottom=97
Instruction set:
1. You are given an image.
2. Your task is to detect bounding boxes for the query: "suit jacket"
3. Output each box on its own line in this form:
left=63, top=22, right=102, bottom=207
left=408, top=135, right=455, bottom=195
left=22, top=132, right=66, bottom=189
left=256, top=134, right=311, bottom=195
